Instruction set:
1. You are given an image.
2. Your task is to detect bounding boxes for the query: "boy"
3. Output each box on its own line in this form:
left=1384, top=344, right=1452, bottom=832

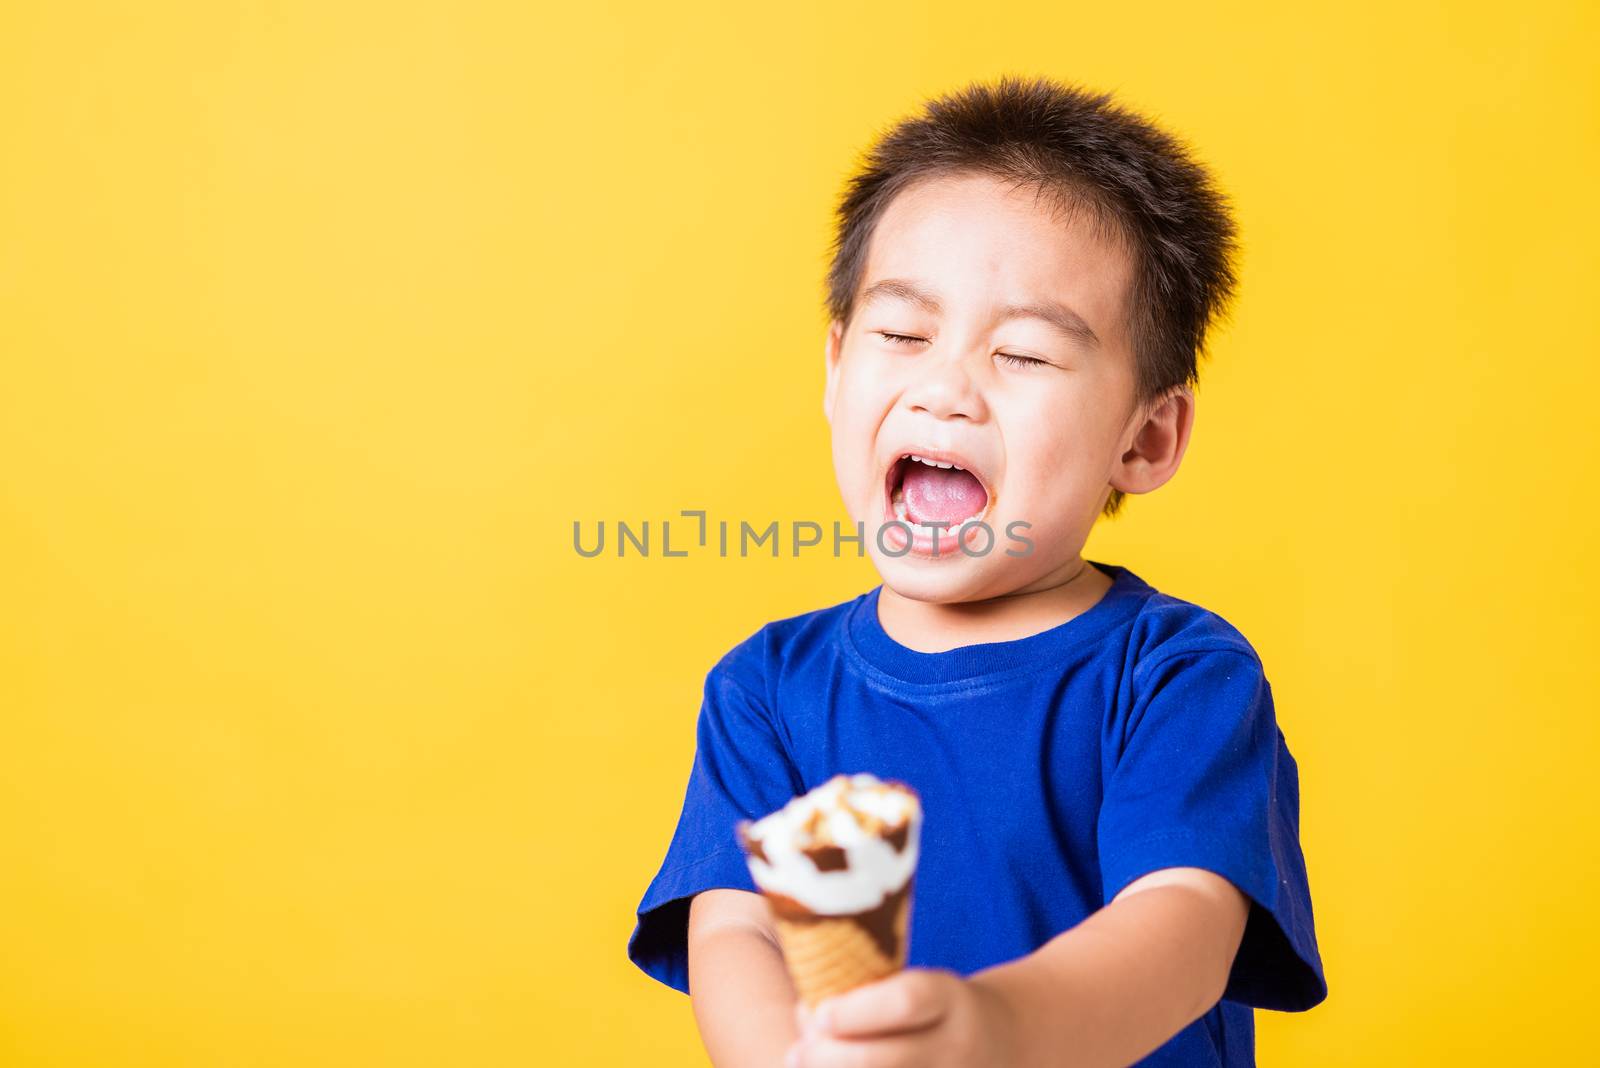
left=628, top=76, right=1326, bottom=1067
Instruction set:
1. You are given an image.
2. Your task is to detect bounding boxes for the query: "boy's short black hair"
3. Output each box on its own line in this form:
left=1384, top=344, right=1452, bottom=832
left=826, top=76, right=1240, bottom=518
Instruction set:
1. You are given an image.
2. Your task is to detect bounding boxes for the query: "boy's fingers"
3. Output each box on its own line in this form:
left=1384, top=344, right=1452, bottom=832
left=811, top=970, right=953, bottom=1038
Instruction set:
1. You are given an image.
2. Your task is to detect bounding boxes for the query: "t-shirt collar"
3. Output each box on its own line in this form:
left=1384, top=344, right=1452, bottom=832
left=843, top=560, right=1152, bottom=687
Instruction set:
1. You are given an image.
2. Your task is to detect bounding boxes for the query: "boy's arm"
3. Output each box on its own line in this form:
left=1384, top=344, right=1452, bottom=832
left=791, top=866, right=1249, bottom=1068
left=688, top=888, right=801, bottom=1067
left=982, top=867, right=1250, bottom=1068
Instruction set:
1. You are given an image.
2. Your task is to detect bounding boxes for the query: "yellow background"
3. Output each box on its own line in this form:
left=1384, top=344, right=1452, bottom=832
left=2, top=1, right=1596, bottom=1064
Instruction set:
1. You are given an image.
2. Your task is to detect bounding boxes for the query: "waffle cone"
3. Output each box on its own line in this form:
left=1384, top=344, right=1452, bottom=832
left=769, top=889, right=911, bottom=1008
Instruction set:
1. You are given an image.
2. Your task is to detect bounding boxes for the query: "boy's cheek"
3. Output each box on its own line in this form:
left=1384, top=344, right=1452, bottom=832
left=827, top=412, right=888, bottom=515
left=829, top=457, right=879, bottom=532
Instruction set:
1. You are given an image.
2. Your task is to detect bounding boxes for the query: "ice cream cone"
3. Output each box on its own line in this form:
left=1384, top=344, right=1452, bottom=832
left=771, top=886, right=912, bottom=1006
left=736, top=774, right=921, bottom=1007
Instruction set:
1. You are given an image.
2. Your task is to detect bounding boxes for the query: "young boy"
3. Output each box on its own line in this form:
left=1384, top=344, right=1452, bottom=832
left=628, top=76, right=1326, bottom=1067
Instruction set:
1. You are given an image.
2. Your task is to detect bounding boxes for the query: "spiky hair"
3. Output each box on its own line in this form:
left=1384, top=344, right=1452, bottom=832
left=826, top=76, right=1241, bottom=518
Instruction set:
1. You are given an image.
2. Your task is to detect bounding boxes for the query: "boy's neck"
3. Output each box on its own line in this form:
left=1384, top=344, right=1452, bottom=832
left=875, top=557, right=1115, bottom=654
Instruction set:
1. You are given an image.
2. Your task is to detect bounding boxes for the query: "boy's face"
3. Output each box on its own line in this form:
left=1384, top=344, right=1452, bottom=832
left=825, top=171, right=1147, bottom=603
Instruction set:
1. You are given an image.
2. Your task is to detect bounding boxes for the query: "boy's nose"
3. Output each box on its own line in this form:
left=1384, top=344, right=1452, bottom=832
left=904, top=353, right=988, bottom=422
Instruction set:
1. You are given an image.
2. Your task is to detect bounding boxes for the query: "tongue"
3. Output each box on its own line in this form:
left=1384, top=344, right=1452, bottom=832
left=902, top=464, right=987, bottom=525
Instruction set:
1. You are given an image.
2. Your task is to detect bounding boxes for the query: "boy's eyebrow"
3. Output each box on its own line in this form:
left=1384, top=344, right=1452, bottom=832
left=858, top=277, right=1101, bottom=349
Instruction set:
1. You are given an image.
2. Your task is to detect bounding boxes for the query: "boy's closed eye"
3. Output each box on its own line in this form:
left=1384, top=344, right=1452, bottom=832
left=873, top=330, right=1058, bottom=370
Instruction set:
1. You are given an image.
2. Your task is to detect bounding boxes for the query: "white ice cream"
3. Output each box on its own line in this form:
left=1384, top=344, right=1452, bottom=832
left=738, top=773, right=921, bottom=915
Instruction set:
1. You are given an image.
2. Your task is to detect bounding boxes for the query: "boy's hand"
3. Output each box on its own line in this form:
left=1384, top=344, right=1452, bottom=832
left=785, top=968, right=1023, bottom=1068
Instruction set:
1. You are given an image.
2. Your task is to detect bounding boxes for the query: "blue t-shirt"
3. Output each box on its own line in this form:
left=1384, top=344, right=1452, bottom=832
left=628, top=561, right=1326, bottom=1066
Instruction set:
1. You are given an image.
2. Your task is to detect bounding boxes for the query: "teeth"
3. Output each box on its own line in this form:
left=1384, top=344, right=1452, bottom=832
left=905, top=454, right=960, bottom=471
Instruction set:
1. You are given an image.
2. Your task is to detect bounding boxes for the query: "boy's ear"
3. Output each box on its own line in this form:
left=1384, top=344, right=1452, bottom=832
left=822, top=319, right=845, bottom=423
left=1109, top=387, right=1195, bottom=497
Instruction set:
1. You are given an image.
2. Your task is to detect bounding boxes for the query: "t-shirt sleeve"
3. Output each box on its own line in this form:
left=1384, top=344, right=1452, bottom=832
left=1097, top=647, right=1328, bottom=1012
left=626, top=650, right=803, bottom=994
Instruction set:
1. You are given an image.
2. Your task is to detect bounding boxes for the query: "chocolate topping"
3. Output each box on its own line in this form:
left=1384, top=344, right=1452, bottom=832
left=735, top=821, right=768, bottom=865
left=801, top=808, right=827, bottom=840
left=849, top=881, right=910, bottom=960
left=884, top=822, right=910, bottom=853
left=802, top=843, right=849, bottom=872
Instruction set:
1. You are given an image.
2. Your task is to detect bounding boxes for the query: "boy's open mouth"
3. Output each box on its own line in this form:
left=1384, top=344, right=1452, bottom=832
left=884, top=452, right=991, bottom=530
